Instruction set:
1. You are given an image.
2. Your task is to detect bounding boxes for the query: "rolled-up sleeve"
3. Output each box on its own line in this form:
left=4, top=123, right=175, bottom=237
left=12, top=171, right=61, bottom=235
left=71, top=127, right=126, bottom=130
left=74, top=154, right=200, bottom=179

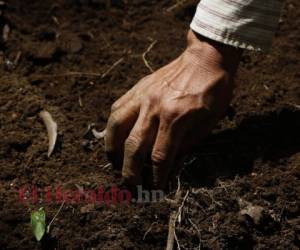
left=190, top=0, right=283, bottom=51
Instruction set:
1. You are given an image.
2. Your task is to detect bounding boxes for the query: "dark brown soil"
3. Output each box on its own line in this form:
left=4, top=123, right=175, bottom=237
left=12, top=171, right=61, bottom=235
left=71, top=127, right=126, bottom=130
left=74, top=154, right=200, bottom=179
left=0, top=0, right=299, bottom=249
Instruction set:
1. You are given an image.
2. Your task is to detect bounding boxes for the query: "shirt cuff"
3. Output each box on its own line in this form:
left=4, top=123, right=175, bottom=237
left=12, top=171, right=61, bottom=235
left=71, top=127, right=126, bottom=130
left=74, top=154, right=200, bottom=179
left=190, top=0, right=282, bottom=52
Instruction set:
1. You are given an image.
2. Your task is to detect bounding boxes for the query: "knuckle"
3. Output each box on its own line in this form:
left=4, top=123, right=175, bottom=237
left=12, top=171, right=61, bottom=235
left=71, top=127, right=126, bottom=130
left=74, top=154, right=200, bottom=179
left=151, top=150, right=167, bottom=165
left=147, top=92, right=159, bottom=104
left=108, top=113, right=121, bottom=130
left=124, top=135, right=141, bottom=156
left=111, top=100, right=120, bottom=112
left=143, top=97, right=158, bottom=113
left=162, top=104, right=182, bottom=122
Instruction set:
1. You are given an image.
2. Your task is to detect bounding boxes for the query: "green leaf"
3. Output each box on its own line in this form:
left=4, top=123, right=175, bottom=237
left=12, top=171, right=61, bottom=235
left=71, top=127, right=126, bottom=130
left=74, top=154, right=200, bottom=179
left=31, top=208, right=46, bottom=241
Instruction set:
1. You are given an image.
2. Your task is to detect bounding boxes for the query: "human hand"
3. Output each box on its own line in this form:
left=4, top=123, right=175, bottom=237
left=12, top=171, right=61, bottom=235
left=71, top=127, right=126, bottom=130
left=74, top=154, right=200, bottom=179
left=105, top=30, right=242, bottom=189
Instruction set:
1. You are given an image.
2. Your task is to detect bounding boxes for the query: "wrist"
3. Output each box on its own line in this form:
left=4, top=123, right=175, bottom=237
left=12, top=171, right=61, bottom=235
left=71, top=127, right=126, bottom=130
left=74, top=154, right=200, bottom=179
left=186, top=29, right=242, bottom=73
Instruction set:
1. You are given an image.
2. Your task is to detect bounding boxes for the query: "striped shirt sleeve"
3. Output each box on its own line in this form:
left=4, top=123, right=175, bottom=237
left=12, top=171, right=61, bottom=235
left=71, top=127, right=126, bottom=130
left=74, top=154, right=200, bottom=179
left=190, top=0, right=283, bottom=51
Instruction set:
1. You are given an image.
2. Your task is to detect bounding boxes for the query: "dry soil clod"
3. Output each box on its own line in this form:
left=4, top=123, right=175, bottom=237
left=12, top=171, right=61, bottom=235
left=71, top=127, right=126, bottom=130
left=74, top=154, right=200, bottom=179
left=39, top=110, right=58, bottom=157
left=239, top=198, right=265, bottom=225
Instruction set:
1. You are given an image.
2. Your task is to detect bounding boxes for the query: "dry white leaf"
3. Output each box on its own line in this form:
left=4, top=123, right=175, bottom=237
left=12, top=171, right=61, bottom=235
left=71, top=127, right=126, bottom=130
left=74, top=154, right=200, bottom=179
left=92, top=128, right=106, bottom=139
left=39, top=110, right=57, bottom=157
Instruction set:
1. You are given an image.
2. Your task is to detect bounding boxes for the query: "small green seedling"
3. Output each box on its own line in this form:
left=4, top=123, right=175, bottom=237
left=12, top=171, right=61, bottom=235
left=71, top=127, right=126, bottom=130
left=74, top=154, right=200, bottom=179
left=31, top=208, right=46, bottom=241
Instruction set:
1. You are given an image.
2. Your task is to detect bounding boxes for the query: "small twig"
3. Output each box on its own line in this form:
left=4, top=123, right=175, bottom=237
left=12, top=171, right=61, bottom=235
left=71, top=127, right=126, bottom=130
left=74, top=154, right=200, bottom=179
left=166, top=0, right=188, bottom=12
left=170, top=190, right=189, bottom=250
left=31, top=58, right=124, bottom=79
left=14, top=51, right=22, bottom=66
left=101, top=57, right=124, bottom=78
left=47, top=200, right=65, bottom=233
left=166, top=211, right=177, bottom=250
left=142, top=40, right=157, bottom=73
left=166, top=178, right=189, bottom=250
left=87, top=31, right=95, bottom=40
left=192, top=188, right=223, bottom=209
left=32, top=72, right=103, bottom=79
left=263, top=84, right=269, bottom=90
left=3, top=24, right=10, bottom=42
left=166, top=179, right=181, bottom=250
left=288, top=102, right=300, bottom=109
left=143, top=222, right=158, bottom=240
left=174, top=229, right=181, bottom=250
left=100, top=33, right=111, bottom=48
left=52, top=16, right=60, bottom=25
left=177, top=190, right=189, bottom=223
left=176, top=177, right=181, bottom=197
left=215, top=180, right=234, bottom=194
left=78, top=95, right=83, bottom=107
left=100, top=163, right=112, bottom=170
left=164, top=197, right=178, bottom=206
left=188, top=217, right=202, bottom=250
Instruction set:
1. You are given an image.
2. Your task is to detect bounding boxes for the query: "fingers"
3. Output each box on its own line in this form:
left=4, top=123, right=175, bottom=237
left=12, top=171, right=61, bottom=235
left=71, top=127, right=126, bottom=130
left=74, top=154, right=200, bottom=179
left=151, top=119, right=185, bottom=189
left=105, top=100, right=139, bottom=168
left=110, top=88, right=136, bottom=113
left=110, top=59, right=181, bottom=113
left=110, top=77, right=151, bottom=113
left=122, top=106, right=157, bottom=186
